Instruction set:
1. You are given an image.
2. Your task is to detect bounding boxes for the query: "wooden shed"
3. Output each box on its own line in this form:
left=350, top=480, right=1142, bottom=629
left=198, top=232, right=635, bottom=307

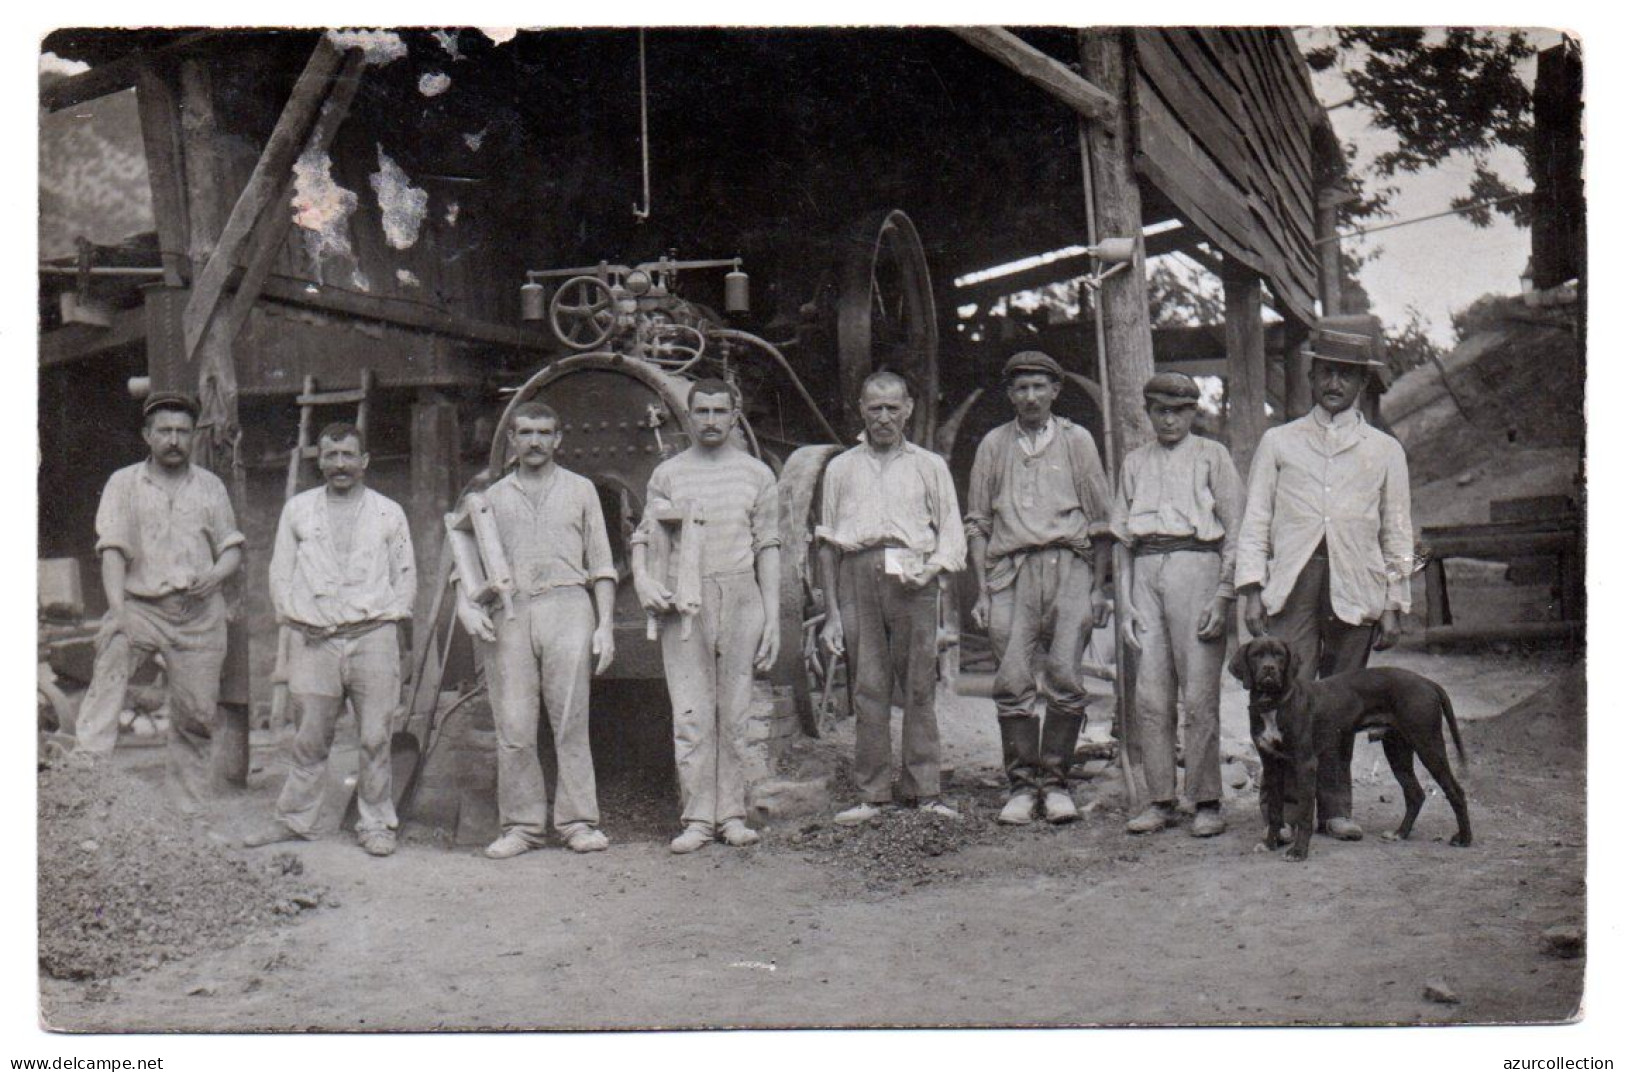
left=39, top=27, right=1342, bottom=790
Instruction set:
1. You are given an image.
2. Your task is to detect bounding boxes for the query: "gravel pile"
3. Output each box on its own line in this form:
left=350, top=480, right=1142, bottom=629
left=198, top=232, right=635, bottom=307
left=787, top=804, right=999, bottom=886
left=38, top=762, right=327, bottom=981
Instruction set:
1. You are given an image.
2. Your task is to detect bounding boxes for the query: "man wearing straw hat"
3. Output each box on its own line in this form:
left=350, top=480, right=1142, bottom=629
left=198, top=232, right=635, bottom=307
left=1236, top=328, right=1415, bottom=842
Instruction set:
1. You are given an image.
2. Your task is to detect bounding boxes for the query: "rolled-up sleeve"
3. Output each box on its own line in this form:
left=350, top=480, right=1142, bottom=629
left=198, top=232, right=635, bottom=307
left=926, top=455, right=967, bottom=573
left=93, top=471, right=134, bottom=559
left=205, top=478, right=246, bottom=557
left=1379, top=440, right=1415, bottom=612
left=1070, top=428, right=1114, bottom=540
left=631, top=465, right=673, bottom=548
left=750, top=472, right=781, bottom=553
left=1210, top=444, right=1244, bottom=599
left=963, top=437, right=995, bottom=542
left=1108, top=452, right=1136, bottom=547
left=583, top=485, right=619, bottom=583
left=387, top=505, right=416, bottom=619
left=268, top=502, right=298, bottom=623
left=814, top=457, right=845, bottom=546
left=1235, top=431, right=1279, bottom=592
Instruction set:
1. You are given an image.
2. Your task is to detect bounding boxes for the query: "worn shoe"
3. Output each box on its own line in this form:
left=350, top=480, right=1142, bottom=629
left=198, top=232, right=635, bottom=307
left=484, top=831, right=537, bottom=859
left=719, top=819, right=761, bottom=847
left=241, top=821, right=306, bottom=849
left=997, top=790, right=1039, bottom=826
left=1043, top=788, right=1080, bottom=825
left=565, top=827, right=610, bottom=854
left=669, top=826, right=713, bottom=854
left=1125, top=802, right=1174, bottom=835
left=918, top=799, right=959, bottom=819
left=1324, top=817, right=1364, bottom=841
left=834, top=802, right=883, bottom=826
left=1190, top=808, right=1227, bottom=838
left=358, top=829, right=397, bottom=857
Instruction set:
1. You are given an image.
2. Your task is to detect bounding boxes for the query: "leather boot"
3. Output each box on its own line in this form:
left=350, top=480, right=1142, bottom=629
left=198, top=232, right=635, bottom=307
left=997, top=717, right=1041, bottom=825
left=1038, top=710, right=1085, bottom=824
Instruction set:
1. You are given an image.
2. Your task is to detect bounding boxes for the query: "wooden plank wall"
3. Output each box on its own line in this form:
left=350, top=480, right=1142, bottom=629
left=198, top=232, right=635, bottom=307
left=1130, top=28, right=1325, bottom=325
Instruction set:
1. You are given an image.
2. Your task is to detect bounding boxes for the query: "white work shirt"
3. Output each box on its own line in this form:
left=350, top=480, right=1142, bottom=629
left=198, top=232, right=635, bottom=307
left=1235, top=406, right=1414, bottom=625
left=270, top=487, right=416, bottom=629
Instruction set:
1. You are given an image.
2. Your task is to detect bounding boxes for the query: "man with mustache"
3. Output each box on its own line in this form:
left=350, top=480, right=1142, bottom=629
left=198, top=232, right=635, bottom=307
left=451, top=401, right=618, bottom=859
left=632, top=379, right=780, bottom=854
left=245, top=422, right=415, bottom=857
left=965, top=351, right=1112, bottom=827
left=75, top=392, right=245, bottom=809
left=1236, top=328, right=1414, bottom=842
left=819, top=369, right=966, bottom=825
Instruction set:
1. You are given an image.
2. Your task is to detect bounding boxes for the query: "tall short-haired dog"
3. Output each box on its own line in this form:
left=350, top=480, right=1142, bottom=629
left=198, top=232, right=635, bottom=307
left=1229, top=636, right=1471, bottom=861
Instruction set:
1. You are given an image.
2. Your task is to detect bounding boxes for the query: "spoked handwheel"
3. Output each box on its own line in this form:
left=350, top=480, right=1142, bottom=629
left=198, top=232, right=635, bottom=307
left=835, top=209, right=939, bottom=443
left=771, top=444, right=847, bottom=736
left=549, top=276, right=617, bottom=350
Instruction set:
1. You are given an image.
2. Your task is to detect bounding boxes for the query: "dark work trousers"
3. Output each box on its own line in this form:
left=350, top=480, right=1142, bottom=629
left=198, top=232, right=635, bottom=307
left=988, top=547, right=1093, bottom=790
left=838, top=548, right=942, bottom=804
left=1266, top=550, right=1375, bottom=821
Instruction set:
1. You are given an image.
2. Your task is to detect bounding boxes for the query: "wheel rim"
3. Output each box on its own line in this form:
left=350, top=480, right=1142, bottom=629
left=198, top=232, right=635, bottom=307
left=835, top=209, right=938, bottom=443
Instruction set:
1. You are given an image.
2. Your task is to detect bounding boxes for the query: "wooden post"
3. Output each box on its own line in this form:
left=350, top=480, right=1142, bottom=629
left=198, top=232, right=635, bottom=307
left=1080, top=30, right=1156, bottom=465
left=1223, top=256, right=1270, bottom=481
left=1315, top=190, right=1344, bottom=318
left=134, top=59, right=190, bottom=287
left=1080, top=29, right=1156, bottom=812
left=411, top=392, right=461, bottom=630
left=1283, top=319, right=1312, bottom=420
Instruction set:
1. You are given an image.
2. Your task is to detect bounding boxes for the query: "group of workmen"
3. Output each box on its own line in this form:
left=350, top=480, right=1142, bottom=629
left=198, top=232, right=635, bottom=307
left=71, top=324, right=1412, bottom=858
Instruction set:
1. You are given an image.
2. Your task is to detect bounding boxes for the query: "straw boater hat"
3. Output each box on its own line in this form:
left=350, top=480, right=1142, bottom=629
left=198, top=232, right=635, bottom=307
left=1304, top=328, right=1385, bottom=370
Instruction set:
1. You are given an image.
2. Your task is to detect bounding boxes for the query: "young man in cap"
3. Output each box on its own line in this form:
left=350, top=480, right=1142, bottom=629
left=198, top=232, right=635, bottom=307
left=1111, top=372, right=1242, bottom=836
left=457, top=401, right=617, bottom=859
left=632, top=379, right=780, bottom=854
left=1236, top=329, right=1414, bottom=841
left=75, top=392, right=244, bottom=808
left=964, top=351, right=1111, bottom=825
left=820, top=369, right=966, bottom=825
left=245, top=422, right=415, bottom=857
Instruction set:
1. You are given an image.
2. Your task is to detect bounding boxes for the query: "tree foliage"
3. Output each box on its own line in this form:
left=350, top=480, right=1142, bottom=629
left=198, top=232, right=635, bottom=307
left=1305, top=28, right=1538, bottom=227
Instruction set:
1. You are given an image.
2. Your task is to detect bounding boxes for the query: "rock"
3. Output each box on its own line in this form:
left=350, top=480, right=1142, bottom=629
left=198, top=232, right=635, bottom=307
left=1423, top=980, right=1460, bottom=1005
left=78, top=839, right=98, bottom=853
left=187, top=983, right=217, bottom=997
left=1222, top=760, right=1251, bottom=790
left=746, top=776, right=831, bottom=825
left=1541, top=925, right=1584, bottom=959
left=289, top=892, right=322, bottom=909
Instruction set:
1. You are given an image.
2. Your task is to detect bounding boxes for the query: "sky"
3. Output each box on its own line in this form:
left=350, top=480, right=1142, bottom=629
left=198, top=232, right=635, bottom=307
left=1300, top=27, right=1568, bottom=347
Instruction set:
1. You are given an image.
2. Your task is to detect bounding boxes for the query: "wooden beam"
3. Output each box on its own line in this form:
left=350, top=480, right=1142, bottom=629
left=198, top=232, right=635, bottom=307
left=181, top=37, right=346, bottom=364
left=39, top=308, right=147, bottom=367
left=40, top=32, right=213, bottom=112
left=954, top=223, right=1195, bottom=305
left=1223, top=256, right=1270, bottom=481
left=954, top=28, right=1116, bottom=121
left=218, top=49, right=367, bottom=348
left=254, top=276, right=554, bottom=351
left=133, top=59, right=190, bottom=287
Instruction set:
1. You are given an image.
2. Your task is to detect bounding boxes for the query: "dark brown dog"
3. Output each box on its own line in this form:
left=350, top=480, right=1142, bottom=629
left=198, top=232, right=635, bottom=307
left=1229, top=636, right=1471, bottom=861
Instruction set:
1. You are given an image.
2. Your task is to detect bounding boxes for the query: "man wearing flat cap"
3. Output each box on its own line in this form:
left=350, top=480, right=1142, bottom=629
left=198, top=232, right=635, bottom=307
left=965, top=351, right=1111, bottom=826
left=75, top=392, right=245, bottom=809
left=1236, top=328, right=1415, bottom=842
left=1111, top=372, right=1242, bottom=837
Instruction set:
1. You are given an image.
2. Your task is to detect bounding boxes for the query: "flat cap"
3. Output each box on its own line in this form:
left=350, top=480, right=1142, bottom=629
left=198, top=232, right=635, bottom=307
left=1142, top=371, right=1201, bottom=407
left=142, top=391, right=201, bottom=421
left=1304, top=328, right=1384, bottom=369
left=1003, top=350, right=1065, bottom=381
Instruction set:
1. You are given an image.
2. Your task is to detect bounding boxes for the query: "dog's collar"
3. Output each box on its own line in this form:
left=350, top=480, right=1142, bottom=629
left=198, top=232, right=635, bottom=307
left=1248, top=687, right=1291, bottom=714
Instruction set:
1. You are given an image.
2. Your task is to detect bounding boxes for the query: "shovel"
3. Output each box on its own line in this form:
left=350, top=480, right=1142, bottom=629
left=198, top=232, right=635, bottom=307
left=343, top=544, right=457, bottom=831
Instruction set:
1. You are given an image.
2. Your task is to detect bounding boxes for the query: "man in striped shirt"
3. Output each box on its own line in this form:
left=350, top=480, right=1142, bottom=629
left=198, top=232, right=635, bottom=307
left=632, top=379, right=781, bottom=854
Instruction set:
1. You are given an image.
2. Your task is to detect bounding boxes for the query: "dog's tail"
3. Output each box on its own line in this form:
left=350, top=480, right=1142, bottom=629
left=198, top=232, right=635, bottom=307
left=1437, top=682, right=1468, bottom=769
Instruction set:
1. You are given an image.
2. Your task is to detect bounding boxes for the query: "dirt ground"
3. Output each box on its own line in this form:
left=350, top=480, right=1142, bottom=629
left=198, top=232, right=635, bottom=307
left=40, top=645, right=1584, bottom=1032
